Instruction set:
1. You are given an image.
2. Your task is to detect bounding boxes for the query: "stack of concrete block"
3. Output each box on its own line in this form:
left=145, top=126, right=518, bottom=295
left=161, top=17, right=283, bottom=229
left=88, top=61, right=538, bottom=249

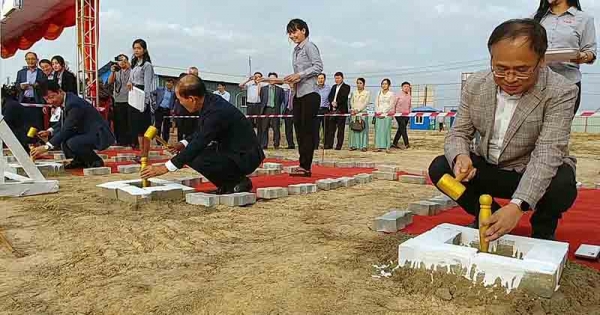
left=316, top=179, right=337, bottom=191
left=283, top=165, right=301, bottom=174
left=83, top=167, right=112, bottom=176
left=53, top=153, right=66, bottom=160
left=256, top=168, right=281, bottom=176
left=376, top=165, right=400, bottom=173
left=398, top=223, right=569, bottom=298
left=262, top=162, right=283, bottom=171
left=288, top=183, right=318, bottom=195
left=97, top=178, right=195, bottom=204
left=398, top=175, right=427, bottom=185
left=373, top=210, right=413, bottom=232
left=219, top=192, right=256, bottom=206
left=117, top=164, right=142, bottom=174
left=338, top=177, right=357, bottom=187
left=355, top=161, right=376, bottom=168
left=186, top=192, right=219, bottom=207
left=256, top=187, right=288, bottom=199
left=7, top=162, right=65, bottom=176
left=335, top=161, right=356, bottom=168
left=428, top=195, right=458, bottom=210
left=372, top=171, right=398, bottom=181
left=353, top=173, right=373, bottom=184
left=408, top=201, right=441, bottom=216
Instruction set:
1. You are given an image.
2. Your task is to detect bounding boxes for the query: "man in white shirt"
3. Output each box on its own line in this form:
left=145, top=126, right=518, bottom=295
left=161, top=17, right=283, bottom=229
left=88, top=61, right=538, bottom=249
left=428, top=19, right=578, bottom=241
left=213, top=82, right=231, bottom=102
left=239, top=72, right=267, bottom=129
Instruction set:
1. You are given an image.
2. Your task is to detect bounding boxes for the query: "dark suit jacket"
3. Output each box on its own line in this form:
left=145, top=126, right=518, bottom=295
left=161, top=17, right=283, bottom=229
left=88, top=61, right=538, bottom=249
left=259, top=84, right=285, bottom=114
left=1, top=97, right=27, bottom=146
left=54, top=70, right=78, bottom=94
left=328, top=83, right=351, bottom=113
left=151, top=87, right=176, bottom=112
left=171, top=93, right=265, bottom=174
left=49, top=92, right=115, bottom=149
left=16, top=68, right=47, bottom=103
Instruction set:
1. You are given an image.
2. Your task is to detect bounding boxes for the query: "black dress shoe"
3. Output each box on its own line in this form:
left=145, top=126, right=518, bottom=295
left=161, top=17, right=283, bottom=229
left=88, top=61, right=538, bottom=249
left=232, top=177, right=253, bottom=193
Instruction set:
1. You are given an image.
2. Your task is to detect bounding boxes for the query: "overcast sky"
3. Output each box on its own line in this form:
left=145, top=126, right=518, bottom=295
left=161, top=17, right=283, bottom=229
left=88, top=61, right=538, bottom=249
left=2, top=0, right=600, bottom=111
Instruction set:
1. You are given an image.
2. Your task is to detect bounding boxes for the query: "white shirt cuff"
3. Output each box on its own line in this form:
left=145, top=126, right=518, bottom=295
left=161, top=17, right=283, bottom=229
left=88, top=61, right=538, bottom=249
left=48, top=128, right=54, bottom=135
left=45, top=143, right=54, bottom=150
left=180, top=140, right=189, bottom=147
left=165, top=160, right=179, bottom=172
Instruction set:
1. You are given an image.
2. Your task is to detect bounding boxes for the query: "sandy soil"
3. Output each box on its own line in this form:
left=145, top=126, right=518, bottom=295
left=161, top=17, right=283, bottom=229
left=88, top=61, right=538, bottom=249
left=0, top=131, right=599, bottom=315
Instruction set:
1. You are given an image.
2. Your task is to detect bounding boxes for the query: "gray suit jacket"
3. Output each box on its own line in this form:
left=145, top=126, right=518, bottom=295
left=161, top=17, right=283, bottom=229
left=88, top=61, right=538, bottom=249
left=259, top=84, right=285, bottom=114
left=445, top=67, right=577, bottom=209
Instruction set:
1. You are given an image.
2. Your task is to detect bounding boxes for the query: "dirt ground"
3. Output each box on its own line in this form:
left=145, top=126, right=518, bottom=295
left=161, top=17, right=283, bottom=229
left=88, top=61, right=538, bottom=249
left=1, top=131, right=599, bottom=315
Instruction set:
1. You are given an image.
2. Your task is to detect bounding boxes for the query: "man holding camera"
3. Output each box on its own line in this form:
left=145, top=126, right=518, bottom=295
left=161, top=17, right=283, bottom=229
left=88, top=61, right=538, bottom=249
left=108, top=54, right=132, bottom=146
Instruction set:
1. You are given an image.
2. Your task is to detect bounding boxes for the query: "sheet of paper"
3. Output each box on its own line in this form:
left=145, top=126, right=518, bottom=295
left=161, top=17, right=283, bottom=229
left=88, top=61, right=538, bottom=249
left=128, top=87, right=145, bottom=112
left=545, top=49, right=579, bottom=63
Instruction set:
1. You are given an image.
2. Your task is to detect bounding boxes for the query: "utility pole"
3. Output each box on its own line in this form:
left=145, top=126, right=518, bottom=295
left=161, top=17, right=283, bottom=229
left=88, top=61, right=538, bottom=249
left=248, top=56, right=252, bottom=77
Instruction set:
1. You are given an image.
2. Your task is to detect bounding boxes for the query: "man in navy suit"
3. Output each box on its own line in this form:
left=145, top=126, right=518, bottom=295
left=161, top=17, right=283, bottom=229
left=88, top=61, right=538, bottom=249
left=258, top=72, right=285, bottom=149
left=152, top=79, right=177, bottom=142
left=142, top=75, right=264, bottom=194
left=15, top=51, right=47, bottom=132
left=31, top=81, right=115, bottom=169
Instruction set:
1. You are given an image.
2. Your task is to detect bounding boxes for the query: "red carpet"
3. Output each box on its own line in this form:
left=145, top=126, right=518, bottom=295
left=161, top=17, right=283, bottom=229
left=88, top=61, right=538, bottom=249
left=402, top=189, right=600, bottom=271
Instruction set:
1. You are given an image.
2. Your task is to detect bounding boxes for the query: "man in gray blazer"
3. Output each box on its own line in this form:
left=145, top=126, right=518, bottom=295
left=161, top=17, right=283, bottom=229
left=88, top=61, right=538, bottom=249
left=429, top=19, right=578, bottom=241
left=258, top=72, right=285, bottom=149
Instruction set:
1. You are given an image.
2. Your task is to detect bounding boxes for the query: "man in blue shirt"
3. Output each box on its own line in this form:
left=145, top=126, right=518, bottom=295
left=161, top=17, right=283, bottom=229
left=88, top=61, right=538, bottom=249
left=152, top=79, right=176, bottom=142
left=314, top=73, right=330, bottom=150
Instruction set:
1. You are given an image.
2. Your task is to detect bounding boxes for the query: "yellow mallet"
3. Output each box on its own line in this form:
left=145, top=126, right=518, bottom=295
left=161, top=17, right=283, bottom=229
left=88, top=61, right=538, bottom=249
left=479, top=194, right=493, bottom=253
left=436, top=172, right=468, bottom=201
left=143, top=126, right=169, bottom=147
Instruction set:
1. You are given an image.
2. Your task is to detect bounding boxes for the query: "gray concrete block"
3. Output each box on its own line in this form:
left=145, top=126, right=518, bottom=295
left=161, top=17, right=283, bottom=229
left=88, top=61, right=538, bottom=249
left=408, top=201, right=441, bottom=216
left=83, top=167, right=112, bottom=176
left=219, top=192, right=256, bottom=206
left=186, top=193, right=219, bottom=207
left=147, top=187, right=184, bottom=201
left=116, top=153, right=136, bottom=157
left=117, top=164, right=141, bottom=174
left=338, top=177, right=357, bottom=187
left=288, top=183, right=318, bottom=195
left=432, top=194, right=458, bottom=206
left=596, top=183, right=600, bottom=189
left=335, top=161, right=356, bottom=168
left=319, top=160, right=337, bottom=168
left=428, top=195, right=457, bottom=210
left=283, top=165, right=301, bottom=174
left=108, top=145, right=127, bottom=150
left=316, top=179, right=334, bottom=191
left=100, top=186, right=119, bottom=200
left=263, top=163, right=283, bottom=171
left=405, top=168, right=428, bottom=176
left=174, top=176, right=204, bottom=187
left=256, top=187, right=288, bottom=199
left=116, top=186, right=151, bottom=204
left=373, top=210, right=413, bottom=232
left=354, top=173, right=373, bottom=184
left=256, top=168, right=281, bottom=176
left=53, top=153, right=66, bottom=160
left=399, top=175, right=427, bottom=185
left=114, top=156, right=134, bottom=162
left=376, top=165, right=399, bottom=173
left=7, top=162, right=64, bottom=176
left=372, top=171, right=398, bottom=181
left=148, top=151, right=162, bottom=157
left=355, top=161, right=376, bottom=168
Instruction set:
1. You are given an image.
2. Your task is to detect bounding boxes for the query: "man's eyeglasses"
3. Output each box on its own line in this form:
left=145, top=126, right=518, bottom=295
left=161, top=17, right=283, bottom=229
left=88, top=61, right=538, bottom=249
left=491, top=59, right=541, bottom=80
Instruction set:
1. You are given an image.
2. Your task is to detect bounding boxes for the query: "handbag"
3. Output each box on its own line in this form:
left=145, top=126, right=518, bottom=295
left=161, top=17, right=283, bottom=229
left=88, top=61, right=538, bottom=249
left=349, top=115, right=365, bottom=131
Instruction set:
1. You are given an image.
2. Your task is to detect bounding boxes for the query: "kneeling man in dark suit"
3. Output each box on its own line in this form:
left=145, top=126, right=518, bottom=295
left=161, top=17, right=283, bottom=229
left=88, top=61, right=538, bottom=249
left=142, top=75, right=264, bottom=194
left=31, top=81, right=115, bottom=168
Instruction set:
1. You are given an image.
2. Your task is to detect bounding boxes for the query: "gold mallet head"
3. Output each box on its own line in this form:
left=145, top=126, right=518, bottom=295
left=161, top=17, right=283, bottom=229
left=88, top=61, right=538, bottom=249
left=436, top=173, right=466, bottom=201
left=27, top=127, right=38, bottom=138
left=144, top=125, right=158, bottom=140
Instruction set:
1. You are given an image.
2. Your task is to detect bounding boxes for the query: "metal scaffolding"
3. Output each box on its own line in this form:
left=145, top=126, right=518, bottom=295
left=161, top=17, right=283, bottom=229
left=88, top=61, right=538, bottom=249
left=76, top=0, right=99, bottom=107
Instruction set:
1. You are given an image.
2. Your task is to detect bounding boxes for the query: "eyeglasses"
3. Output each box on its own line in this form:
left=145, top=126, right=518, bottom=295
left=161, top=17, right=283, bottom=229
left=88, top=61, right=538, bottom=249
left=491, top=59, right=540, bottom=80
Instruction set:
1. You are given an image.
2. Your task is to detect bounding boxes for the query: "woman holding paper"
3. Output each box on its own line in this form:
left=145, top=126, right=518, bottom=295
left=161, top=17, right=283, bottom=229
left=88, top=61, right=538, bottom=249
left=127, top=38, right=155, bottom=149
left=534, top=0, right=596, bottom=113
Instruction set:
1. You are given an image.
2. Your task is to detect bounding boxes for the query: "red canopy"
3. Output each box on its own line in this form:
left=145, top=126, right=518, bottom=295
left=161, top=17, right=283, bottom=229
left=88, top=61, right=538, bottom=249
left=1, top=0, right=76, bottom=59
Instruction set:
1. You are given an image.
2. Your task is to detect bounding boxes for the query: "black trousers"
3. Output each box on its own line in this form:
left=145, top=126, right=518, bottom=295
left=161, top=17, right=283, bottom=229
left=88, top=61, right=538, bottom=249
left=324, top=114, right=346, bottom=150
left=154, top=107, right=172, bottom=142
left=393, top=116, right=410, bottom=146
left=293, top=92, right=320, bottom=170
left=313, top=107, right=328, bottom=149
left=284, top=109, right=295, bottom=148
left=259, top=107, right=280, bottom=149
left=113, top=102, right=131, bottom=146
left=22, top=98, right=44, bottom=143
left=62, top=133, right=103, bottom=166
left=428, top=153, right=577, bottom=237
left=188, top=145, right=244, bottom=189
left=246, top=102, right=261, bottom=130
left=574, top=82, right=581, bottom=114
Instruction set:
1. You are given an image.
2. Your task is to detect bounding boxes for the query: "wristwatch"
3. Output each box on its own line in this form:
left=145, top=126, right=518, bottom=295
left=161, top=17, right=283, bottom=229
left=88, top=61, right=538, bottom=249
left=510, top=199, right=530, bottom=211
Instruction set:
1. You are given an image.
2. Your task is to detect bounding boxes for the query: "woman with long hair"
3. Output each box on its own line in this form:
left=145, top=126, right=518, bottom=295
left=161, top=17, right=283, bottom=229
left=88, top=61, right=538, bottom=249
left=374, top=78, right=394, bottom=153
left=534, top=0, right=596, bottom=113
left=51, top=55, right=77, bottom=94
left=127, top=38, right=155, bottom=149
left=349, top=78, right=371, bottom=152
